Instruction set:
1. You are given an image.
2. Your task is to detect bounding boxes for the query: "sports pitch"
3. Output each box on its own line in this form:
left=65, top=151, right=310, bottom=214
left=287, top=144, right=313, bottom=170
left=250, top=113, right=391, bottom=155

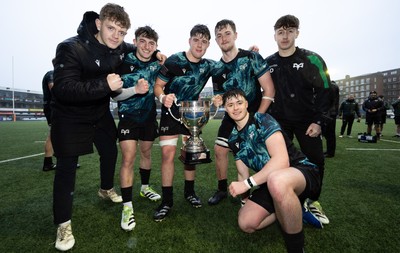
left=0, top=120, right=399, bottom=252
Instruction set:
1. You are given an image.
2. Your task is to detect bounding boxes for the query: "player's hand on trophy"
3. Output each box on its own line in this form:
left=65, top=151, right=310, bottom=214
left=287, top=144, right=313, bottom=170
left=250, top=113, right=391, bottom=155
left=212, top=94, right=223, bottom=107
left=135, top=78, right=149, bottom=94
left=163, top=93, right=176, bottom=108
left=107, top=73, right=123, bottom=91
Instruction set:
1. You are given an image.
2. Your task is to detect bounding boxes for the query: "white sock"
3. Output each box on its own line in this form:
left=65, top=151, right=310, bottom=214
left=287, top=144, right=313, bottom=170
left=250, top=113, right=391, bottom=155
left=141, top=184, right=149, bottom=191
left=123, top=201, right=133, bottom=208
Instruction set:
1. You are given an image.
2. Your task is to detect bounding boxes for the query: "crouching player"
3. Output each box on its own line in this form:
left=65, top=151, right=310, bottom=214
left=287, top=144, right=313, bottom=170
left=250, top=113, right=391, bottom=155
left=224, top=89, right=322, bottom=253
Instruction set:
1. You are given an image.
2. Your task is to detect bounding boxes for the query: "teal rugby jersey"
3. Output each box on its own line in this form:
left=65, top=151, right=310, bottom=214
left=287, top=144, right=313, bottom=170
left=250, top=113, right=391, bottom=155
left=117, top=49, right=161, bottom=123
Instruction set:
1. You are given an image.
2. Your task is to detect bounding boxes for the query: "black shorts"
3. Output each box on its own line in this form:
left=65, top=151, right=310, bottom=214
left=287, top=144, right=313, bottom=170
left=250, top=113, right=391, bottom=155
left=249, top=164, right=321, bottom=214
left=118, top=118, right=158, bottom=142
left=44, top=105, right=52, bottom=126
left=158, top=109, right=190, bottom=136
left=215, top=113, right=235, bottom=148
left=395, top=116, right=400, bottom=125
left=365, top=113, right=381, bottom=125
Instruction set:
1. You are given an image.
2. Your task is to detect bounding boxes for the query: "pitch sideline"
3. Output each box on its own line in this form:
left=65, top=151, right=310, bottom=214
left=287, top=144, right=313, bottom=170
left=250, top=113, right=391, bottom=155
left=0, top=153, right=44, bottom=164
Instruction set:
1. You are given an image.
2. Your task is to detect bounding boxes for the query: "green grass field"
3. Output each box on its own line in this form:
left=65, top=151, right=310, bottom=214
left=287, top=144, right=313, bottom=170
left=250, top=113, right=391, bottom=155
left=0, top=119, right=399, bottom=253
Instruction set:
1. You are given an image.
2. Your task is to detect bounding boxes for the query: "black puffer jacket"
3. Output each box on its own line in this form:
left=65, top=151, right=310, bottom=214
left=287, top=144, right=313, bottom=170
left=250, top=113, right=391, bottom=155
left=52, top=11, right=134, bottom=122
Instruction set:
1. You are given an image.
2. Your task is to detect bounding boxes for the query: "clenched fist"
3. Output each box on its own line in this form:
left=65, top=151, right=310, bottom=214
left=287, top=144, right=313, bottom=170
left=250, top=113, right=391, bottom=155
left=135, top=78, right=150, bottom=94
left=107, top=73, right=123, bottom=91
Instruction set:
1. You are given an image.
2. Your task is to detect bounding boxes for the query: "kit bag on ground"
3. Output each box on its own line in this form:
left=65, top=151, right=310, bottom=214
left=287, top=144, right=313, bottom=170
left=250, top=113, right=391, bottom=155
left=358, top=133, right=377, bottom=143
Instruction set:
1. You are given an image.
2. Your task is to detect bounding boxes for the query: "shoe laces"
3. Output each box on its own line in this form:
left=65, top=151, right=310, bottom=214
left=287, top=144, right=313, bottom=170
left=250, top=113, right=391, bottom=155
left=57, top=224, right=72, bottom=240
left=143, top=186, right=157, bottom=194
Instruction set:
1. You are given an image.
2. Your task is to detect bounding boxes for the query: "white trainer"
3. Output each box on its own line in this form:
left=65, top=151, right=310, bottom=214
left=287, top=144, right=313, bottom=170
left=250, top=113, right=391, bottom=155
left=98, top=188, right=122, bottom=203
left=121, top=205, right=136, bottom=231
left=55, top=223, right=75, bottom=251
left=140, top=186, right=161, bottom=201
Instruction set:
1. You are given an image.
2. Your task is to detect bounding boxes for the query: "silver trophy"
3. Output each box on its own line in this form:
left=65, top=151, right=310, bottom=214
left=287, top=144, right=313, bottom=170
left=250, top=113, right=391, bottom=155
left=169, top=100, right=218, bottom=165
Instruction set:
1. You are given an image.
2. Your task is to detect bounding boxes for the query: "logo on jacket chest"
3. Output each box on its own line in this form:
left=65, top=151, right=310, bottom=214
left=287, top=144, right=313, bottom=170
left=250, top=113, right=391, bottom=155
left=293, top=62, right=304, bottom=70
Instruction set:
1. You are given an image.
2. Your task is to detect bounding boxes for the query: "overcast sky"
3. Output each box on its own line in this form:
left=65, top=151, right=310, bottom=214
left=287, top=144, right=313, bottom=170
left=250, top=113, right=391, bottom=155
left=1, top=0, right=399, bottom=92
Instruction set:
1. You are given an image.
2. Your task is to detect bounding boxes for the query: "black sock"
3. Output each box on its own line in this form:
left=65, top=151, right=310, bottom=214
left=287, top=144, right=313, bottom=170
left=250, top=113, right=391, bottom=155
left=44, top=156, right=53, bottom=165
left=218, top=179, right=228, bottom=192
left=162, top=186, right=173, bottom=206
left=139, top=168, right=150, bottom=185
left=121, top=186, right=133, bottom=203
left=282, top=230, right=305, bottom=253
left=184, top=180, right=195, bottom=195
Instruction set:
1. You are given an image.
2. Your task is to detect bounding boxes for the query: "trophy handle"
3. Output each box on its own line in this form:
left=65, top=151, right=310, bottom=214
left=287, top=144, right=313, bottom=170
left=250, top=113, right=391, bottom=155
left=168, top=98, right=182, bottom=123
left=209, top=102, right=220, bottom=120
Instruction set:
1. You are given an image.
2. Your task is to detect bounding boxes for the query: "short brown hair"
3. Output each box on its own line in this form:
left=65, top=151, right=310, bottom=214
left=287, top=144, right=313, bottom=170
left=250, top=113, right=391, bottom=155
left=99, top=3, right=131, bottom=29
left=274, top=15, right=299, bottom=30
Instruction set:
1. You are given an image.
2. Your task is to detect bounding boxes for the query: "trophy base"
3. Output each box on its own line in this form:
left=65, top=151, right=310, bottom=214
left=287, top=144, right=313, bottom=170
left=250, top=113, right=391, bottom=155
left=179, top=149, right=212, bottom=165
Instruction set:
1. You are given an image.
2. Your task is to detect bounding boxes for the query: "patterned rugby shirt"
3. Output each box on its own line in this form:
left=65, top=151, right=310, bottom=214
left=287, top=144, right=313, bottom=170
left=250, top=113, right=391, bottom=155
left=228, top=113, right=316, bottom=172
left=212, top=49, right=269, bottom=113
left=157, top=52, right=216, bottom=116
left=117, top=49, right=161, bottom=123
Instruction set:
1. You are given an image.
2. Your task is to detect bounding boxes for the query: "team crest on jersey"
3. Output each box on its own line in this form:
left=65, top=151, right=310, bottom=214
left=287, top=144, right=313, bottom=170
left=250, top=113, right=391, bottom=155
left=121, top=129, right=130, bottom=135
left=130, top=65, right=135, bottom=72
left=120, top=53, right=125, bottom=61
left=249, top=132, right=254, bottom=139
left=200, top=68, right=205, bottom=74
left=182, top=68, right=187, bottom=74
left=235, top=142, right=239, bottom=149
left=160, top=126, right=169, bottom=132
left=150, top=66, right=158, bottom=72
left=222, top=74, right=227, bottom=79
left=293, top=63, right=304, bottom=70
left=239, top=63, right=248, bottom=71
left=95, top=59, right=100, bottom=67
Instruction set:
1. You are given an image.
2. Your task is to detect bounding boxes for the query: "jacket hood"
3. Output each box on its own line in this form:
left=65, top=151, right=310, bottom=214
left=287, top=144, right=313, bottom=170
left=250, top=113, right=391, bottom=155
left=77, top=11, right=99, bottom=43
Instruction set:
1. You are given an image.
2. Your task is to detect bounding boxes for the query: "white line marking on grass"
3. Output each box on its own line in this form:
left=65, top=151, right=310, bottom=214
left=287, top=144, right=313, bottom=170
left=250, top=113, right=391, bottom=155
left=346, top=148, right=400, bottom=151
left=379, top=139, right=400, bottom=144
left=0, top=153, right=44, bottom=164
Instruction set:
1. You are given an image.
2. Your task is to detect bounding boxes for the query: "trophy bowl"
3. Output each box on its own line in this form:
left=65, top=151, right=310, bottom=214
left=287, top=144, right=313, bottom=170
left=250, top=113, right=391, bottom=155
left=169, top=100, right=217, bottom=165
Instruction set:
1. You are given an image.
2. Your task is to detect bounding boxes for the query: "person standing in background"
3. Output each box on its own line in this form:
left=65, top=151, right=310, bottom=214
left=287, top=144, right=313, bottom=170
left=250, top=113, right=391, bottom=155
left=391, top=96, right=400, bottom=137
left=42, top=69, right=56, bottom=171
left=362, top=91, right=384, bottom=138
left=378, top=95, right=390, bottom=135
left=322, top=81, right=339, bottom=158
left=338, top=94, right=361, bottom=138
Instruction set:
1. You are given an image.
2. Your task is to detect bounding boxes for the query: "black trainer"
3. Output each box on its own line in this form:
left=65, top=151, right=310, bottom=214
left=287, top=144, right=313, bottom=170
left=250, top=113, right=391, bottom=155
left=185, top=193, right=202, bottom=208
left=153, top=204, right=172, bottom=222
left=43, top=163, right=56, bottom=172
left=207, top=190, right=227, bottom=205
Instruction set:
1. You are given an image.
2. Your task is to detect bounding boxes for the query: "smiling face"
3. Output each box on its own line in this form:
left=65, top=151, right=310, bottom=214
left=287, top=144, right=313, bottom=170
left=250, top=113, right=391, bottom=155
left=134, top=35, right=157, bottom=62
left=224, top=94, right=248, bottom=123
left=95, top=18, right=128, bottom=49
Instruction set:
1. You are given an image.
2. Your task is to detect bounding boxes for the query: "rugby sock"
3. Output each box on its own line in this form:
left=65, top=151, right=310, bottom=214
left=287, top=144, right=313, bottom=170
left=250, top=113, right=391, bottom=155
left=139, top=168, right=150, bottom=186
left=121, top=186, right=133, bottom=203
left=162, top=186, right=173, bottom=206
left=44, top=156, right=53, bottom=165
left=218, top=179, right=228, bottom=192
left=184, top=180, right=195, bottom=195
left=282, top=230, right=305, bottom=253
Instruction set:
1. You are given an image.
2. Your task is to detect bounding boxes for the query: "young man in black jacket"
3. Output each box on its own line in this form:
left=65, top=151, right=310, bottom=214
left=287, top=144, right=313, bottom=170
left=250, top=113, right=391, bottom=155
left=51, top=4, right=165, bottom=251
left=265, top=14, right=331, bottom=225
